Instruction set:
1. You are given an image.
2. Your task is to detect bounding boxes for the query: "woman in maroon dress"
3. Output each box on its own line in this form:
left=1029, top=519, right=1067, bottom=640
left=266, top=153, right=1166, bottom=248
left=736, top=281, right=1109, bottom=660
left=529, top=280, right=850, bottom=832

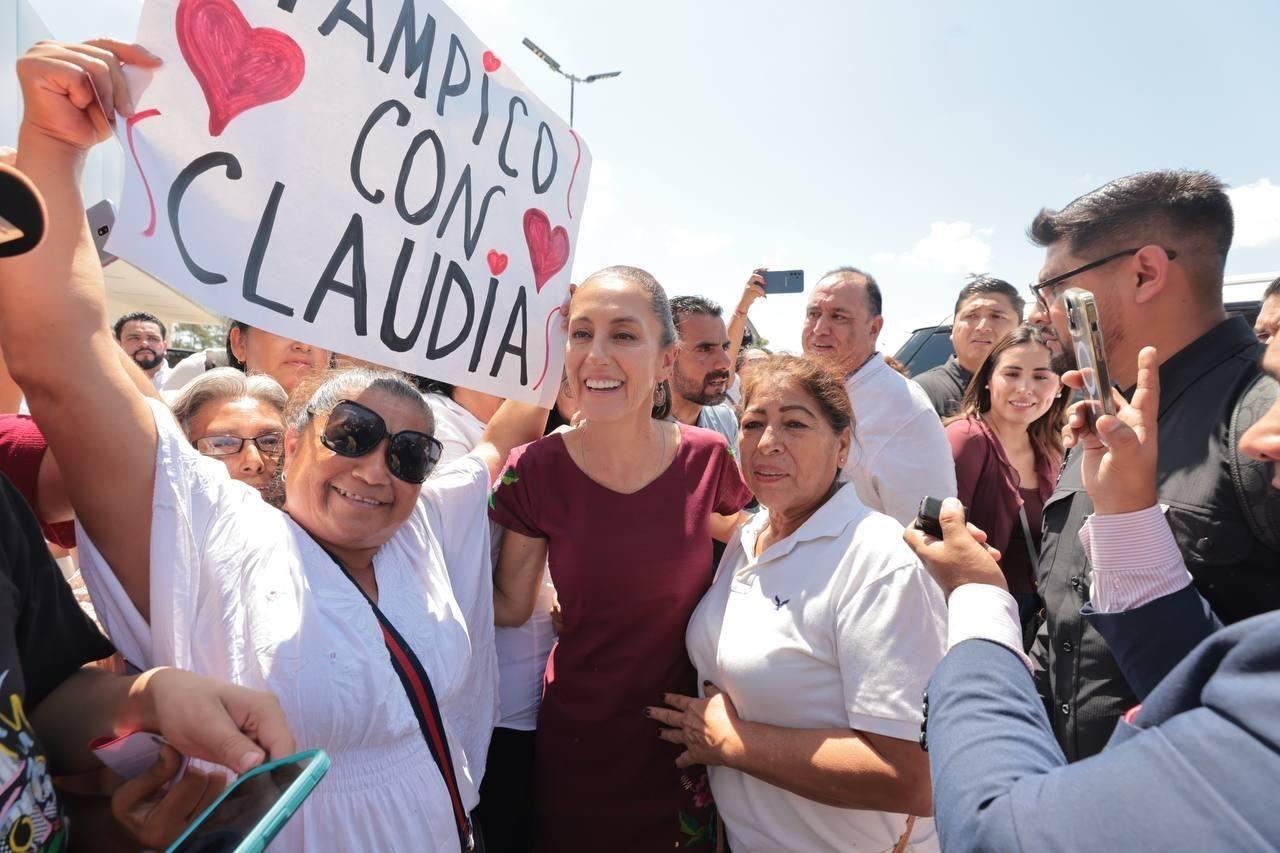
left=490, top=266, right=752, bottom=851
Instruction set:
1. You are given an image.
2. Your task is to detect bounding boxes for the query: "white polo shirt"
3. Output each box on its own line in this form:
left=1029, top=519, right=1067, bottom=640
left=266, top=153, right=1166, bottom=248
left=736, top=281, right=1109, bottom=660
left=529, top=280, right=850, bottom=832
left=839, top=354, right=956, bottom=526
left=687, top=483, right=946, bottom=852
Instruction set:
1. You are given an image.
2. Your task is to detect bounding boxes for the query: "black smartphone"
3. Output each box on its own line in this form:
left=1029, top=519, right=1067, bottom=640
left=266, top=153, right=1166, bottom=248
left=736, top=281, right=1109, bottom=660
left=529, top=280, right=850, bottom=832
left=86, top=199, right=117, bottom=266
left=915, top=496, right=946, bottom=539
left=914, top=496, right=968, bottom=539
left=761, top=269, right=804, bottom=294
left=1062, top=287, right=1116, bottom=428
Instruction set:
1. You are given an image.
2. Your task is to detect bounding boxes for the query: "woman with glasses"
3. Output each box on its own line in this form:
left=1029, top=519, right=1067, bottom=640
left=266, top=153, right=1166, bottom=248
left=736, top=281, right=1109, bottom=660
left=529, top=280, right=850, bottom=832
left=3, top=40, right=551, bottom=851
left=169, top=368, right=288, bottom=502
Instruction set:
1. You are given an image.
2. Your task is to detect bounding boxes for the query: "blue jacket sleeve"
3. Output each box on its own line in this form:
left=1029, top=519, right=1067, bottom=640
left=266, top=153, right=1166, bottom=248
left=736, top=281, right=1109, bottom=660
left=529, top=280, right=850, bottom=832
left=1082, top=585, right=1223, bottom=699
left=927, top=630, right=1280, bottom=851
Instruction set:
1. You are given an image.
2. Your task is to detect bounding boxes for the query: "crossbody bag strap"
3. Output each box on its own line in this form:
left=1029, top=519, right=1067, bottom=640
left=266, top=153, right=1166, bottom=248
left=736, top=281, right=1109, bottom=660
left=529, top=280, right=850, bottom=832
left=313, top=540, right=475, bottom=852
left=1017, top=504, right=1039, bottom=573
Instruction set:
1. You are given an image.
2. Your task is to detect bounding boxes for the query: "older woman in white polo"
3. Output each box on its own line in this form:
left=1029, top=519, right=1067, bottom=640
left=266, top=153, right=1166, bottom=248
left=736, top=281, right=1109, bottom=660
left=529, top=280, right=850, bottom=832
left=652, top=354, right=947, bottom=852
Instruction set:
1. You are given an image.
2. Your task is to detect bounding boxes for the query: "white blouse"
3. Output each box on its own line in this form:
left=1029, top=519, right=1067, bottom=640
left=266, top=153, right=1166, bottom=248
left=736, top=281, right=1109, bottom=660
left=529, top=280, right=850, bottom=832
left=425, top=392, right=555, bottom=731
left=686, top=484, right=947, bottom=852
left=78, top=399, right=496, bottom=851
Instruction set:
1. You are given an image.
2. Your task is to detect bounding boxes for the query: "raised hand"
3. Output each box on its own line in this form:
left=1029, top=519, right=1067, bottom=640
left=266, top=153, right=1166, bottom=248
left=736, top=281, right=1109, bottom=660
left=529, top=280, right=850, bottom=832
left=1062, top=346, right=1159, bottom=515
left=16, top=39, right=161, bottom=151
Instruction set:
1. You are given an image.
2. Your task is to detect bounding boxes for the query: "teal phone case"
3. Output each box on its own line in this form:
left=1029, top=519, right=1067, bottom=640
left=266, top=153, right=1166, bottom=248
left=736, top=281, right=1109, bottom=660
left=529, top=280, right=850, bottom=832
left=165, top=748, right=331, bottom=853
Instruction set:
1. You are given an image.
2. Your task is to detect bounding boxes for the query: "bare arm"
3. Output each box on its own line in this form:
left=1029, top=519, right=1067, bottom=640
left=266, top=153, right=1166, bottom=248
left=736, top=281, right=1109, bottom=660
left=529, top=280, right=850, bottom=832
left=651, top=687, right=932, bottom=815
left=493, top=530, right=549, bottom=626
left=725, top=271, right=767, bottom=380
left=1, top=41, right=164, bottom=619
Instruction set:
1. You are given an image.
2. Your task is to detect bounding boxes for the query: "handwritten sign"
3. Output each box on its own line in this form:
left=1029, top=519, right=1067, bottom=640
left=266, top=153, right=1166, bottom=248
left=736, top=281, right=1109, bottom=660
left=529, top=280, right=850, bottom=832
left=111, top=0, right=591, bottom=404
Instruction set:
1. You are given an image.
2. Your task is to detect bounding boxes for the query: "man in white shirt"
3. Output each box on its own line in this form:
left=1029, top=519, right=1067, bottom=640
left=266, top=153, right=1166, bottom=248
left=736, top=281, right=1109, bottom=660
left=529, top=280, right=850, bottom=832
left=113, top=311, right=171, bottom=391
left=801, top=267, right=955, bottom=525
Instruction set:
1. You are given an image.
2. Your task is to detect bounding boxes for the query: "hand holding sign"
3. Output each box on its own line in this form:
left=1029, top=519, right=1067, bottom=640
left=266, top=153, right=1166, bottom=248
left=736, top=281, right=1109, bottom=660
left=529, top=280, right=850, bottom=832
left=111, top=0, right=591, bottom=406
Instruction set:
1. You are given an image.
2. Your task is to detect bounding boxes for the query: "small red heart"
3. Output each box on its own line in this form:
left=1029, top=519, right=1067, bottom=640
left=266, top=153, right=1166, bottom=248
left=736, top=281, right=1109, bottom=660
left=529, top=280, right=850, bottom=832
left=483, top=51, right=501, bottom=73
left=487, top=249, right=509, bottom=276
left=177, top=0, right=306, bottom=137
left=523, top=209, right=570, bottom=292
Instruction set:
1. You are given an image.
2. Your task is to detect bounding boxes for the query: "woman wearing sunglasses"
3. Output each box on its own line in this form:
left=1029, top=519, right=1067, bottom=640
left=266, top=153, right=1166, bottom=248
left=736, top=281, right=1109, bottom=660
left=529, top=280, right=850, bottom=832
left=3, top=40, right=551, bottom=851
left=169, top=368, right=288, bottom=501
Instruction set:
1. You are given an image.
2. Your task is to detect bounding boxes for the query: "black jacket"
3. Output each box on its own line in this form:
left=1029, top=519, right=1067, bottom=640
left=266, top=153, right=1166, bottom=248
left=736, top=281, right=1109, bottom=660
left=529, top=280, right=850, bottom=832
left=1033, top=316, right=1280, bottom=761
left=912, top=356, right=972, bottom=418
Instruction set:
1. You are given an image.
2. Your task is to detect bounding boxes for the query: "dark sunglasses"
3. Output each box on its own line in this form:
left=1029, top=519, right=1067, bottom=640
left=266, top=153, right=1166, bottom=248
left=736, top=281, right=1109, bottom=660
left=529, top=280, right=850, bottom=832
left=1030, top=247, right=1176, bottom=309
left=194, top=432, right=284, bottom=458
left=310, top=399, right=442, bottom=484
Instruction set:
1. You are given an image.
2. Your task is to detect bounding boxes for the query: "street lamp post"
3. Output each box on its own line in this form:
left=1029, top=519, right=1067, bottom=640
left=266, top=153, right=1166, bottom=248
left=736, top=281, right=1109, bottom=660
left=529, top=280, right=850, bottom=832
left=521, top=37, right=620, bottom=128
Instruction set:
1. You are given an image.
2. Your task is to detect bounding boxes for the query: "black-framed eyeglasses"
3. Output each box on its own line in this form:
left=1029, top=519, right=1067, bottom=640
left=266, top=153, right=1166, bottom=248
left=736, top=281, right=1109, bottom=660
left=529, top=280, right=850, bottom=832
left=309, top=399, right=442, bottom=485
left=194, top=432, right=284, bottom=459
left=1030, top=247, right=1177, bottom=310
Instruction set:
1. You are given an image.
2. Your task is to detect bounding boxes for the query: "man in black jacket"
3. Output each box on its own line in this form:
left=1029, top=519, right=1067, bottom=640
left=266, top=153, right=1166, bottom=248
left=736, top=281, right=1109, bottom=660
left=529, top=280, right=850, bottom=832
left=1026, top=169, right=1280, bottom=760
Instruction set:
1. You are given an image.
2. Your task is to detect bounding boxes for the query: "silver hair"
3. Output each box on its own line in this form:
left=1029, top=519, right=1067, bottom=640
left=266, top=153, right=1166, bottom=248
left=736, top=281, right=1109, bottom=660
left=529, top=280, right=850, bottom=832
left=287, top=367, right=433, bottom=434
left=169, top=367, right=288, bottom=435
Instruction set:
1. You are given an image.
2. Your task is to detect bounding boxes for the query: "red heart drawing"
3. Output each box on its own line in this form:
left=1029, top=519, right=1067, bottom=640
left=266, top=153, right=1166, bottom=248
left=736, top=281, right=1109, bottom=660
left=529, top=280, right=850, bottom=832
left=482, top=51, right=502, bottom=73
left=487, top=249, right=509, bottom=276
left=523, top=209, right=570, bottom=292
left=176, top=0, right=306, bottom=137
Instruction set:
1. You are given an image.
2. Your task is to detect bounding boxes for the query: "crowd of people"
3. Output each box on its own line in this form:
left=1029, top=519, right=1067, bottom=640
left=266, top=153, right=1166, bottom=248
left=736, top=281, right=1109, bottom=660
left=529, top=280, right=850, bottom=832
left=1, top=37, right=1278, bottom=853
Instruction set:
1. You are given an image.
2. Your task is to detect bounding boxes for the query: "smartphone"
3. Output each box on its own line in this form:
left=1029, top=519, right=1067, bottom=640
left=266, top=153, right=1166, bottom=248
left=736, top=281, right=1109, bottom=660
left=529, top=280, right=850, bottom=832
left=1062, top=288, right=1117, bottom=428
left=167, top=749, right=330, bottom=853
left=761, top=269, right=804, bottom=294
left=914, top=496, right=967, bottom=539
left=86, top=199, right=117, bottom=266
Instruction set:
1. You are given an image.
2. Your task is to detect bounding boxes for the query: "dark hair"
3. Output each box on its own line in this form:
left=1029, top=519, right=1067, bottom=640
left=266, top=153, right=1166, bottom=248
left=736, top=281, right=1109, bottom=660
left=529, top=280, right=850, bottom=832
left=1028, top=170, right=1233, bottom=301
left=949, top=325, right=1067, bottom=466
left=954, top=274, right=1024, bottom=319
left=587, top=265, right=677, bottom=348
left=114, top=311, right=166, bottom=341
left=581, top=266, right=676, bottom=420
left=739, top=353, right=853, bottom=435
left=1265, top=275, right=1280, bottom=301
left=668, top=295, right=723, bottom=335
left=821, top=266, right=882, bottom=317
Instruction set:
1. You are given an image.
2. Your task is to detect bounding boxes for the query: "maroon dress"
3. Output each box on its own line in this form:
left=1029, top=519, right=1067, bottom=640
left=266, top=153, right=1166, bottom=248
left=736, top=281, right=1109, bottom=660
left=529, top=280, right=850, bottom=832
left=489, top=424, right=752, bottom=851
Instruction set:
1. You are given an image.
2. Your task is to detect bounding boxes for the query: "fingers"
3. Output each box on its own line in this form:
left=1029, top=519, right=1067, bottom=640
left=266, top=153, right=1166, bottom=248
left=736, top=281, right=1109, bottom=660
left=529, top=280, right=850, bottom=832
left=150, top=767, right=223, bottom=836
left=674, top=750, right=695, bottom=769
left=656, top=727, right=685, bottom=745
left=937, top=497, right=974, bottom=540
left=645, top=706, right=683, bottom=727
left=63, top=42, right=130, bottom=116
left=965, top=523, right=989, bottom=545
left=902, top=524, right=928, bottom=554
left=113, top=745, right=181, bottom=815
left=702, top=682, right=722, bottom=698
left=662, top=692, right=694, bottom=711
left=217, top=686, right=295, bottom=768
left=83, top=38, right=163, bottom=69
left=1128, top=346, right=1160, bottom=422
left=0, top=147, right=15, bottom=167
left=1061, top=369, right=1083, bottom=390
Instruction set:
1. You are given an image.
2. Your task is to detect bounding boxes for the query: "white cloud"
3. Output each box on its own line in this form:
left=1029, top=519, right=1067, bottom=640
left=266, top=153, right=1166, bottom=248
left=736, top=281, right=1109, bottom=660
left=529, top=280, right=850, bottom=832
left=1229, top=178, right=1280, bottom=248
left=873, top=221, right=994, bottom=275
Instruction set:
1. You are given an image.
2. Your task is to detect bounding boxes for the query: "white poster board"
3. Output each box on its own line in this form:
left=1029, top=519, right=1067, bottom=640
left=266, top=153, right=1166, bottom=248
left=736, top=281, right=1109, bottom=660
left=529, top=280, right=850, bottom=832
left=110, top=0, right=591, bottom=404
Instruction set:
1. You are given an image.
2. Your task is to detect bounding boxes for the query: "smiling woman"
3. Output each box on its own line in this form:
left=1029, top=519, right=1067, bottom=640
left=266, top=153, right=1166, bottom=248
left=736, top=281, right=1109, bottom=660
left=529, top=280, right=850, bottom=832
left=0, top=38, right=551, bottom=852
left=488, top=266, right=752, bottom=850
left=945, top=325, right=1068, bottom=627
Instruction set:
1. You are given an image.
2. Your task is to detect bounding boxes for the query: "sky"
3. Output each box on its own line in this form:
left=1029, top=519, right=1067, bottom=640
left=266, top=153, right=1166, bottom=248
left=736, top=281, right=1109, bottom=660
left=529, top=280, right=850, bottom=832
left=22, top=0, right=1280, bottom=353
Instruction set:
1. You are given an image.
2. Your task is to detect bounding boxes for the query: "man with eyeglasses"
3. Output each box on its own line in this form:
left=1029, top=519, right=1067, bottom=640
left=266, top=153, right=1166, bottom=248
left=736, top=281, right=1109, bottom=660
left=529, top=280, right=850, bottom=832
left=1254, top=275, right=1280, bottom=343
left=1023, top=169, right=1280, bottom=761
